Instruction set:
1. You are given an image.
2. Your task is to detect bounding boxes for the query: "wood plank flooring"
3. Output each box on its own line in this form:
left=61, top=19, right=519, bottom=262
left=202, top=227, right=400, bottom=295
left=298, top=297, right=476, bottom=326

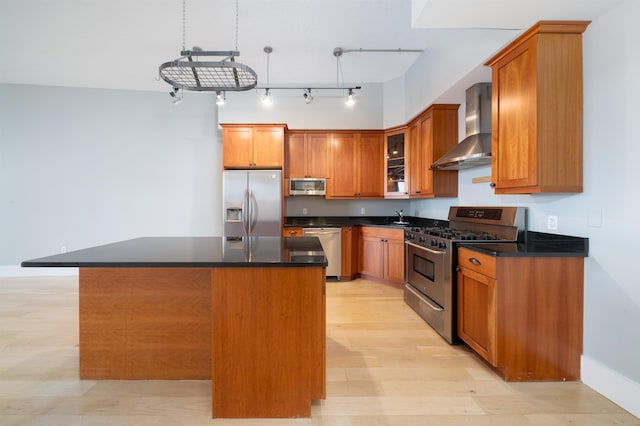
left=1, top=276, right=638, bottom=425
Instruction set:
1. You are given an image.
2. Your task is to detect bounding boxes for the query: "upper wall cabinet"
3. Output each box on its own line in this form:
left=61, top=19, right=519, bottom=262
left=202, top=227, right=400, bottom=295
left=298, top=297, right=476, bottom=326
left=407, top=104, right=459, bottom=198
left=327, top=131, right=384, bottom=199
left=285, top=131, right=330, bottom=178
left=485, top=21, right=590, bottom=194
left=221, top=124, right=286, bottom=169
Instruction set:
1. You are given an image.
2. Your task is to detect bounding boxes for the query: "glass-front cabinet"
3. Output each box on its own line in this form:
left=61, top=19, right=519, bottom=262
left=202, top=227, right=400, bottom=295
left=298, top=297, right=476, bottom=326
left=384, top=127, right=408, bottom=198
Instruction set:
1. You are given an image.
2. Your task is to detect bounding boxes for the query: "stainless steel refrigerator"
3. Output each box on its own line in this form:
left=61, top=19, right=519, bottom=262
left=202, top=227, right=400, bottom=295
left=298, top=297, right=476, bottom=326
left=223, top=170, right=282, bottom=237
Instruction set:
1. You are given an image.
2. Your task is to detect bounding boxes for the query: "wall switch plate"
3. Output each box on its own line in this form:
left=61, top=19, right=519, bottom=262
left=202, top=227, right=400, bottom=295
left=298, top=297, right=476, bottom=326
left=302, top=207, right=308, bottom=215
left=547, top=215, right=558, bottom=230
left=360, top=207, right=366, bottom=215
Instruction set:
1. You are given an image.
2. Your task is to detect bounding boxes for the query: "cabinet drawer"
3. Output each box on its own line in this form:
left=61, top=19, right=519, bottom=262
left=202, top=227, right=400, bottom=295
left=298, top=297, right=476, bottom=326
left=458, top=247, right=496, bottom=278
left=360, top=226, right=404, bottom=241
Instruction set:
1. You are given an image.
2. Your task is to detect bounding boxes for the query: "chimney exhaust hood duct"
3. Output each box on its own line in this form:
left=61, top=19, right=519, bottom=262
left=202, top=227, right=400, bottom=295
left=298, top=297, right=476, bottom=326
left=431, top=82, right=492, bottom=170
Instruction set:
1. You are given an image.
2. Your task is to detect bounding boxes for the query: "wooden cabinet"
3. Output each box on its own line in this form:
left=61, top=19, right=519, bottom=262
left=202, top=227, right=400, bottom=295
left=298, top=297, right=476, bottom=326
left=457, top=247, right=584, bottom=381
left=407, top=105, right=459, bottom=198
left=341, top=227, right=359, bottom=281
left=285, top=132, right=330, bottom=178
left=384, top=127, right=409, bottom=198
left=283, top=227, right=303, bottom=237
left=221, top=124, right=286, bottom=169
left=327, top=132, right=384, bottom=199
left=457, top=249, right=498, bottom=365
left=485, top=21, right=590, bottom=194
left=359, top=227, right=405, bottom=284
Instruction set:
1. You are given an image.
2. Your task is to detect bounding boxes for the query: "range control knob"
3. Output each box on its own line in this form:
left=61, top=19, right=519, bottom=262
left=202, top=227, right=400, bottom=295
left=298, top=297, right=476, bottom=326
left=439, top=242, right=447, bottom=249
left=418, top=236, right=426, bottom=243
left=430, top=240, right=438, bottom=247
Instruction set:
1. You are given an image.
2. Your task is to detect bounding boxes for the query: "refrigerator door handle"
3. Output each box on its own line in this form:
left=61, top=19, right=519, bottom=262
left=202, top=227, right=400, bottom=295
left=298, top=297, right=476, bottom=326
left=242, top=189, right=250, bottom=235
left=248, top=189, right=257, bottom=235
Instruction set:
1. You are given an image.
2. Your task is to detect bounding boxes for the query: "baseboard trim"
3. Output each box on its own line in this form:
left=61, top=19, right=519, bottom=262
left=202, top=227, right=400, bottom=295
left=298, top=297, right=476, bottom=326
left=581, top=355, right=640, bottom=418
left=0, top=265, right=79, bottom=277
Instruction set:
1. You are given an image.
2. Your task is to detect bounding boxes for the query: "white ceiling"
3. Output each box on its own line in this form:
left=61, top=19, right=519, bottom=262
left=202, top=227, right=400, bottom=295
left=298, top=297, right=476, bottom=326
left=0, top=0, right=624, bottom=93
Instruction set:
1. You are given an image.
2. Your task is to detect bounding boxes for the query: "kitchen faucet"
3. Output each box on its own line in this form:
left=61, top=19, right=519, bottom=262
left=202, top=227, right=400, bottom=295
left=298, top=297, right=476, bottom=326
left=394, top=209, right=404, bottom=223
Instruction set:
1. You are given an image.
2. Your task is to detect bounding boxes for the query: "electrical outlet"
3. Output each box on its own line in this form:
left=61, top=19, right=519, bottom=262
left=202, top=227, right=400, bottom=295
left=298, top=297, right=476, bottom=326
left=60, top=246, right=67, bottom=253
left=302, top=207, right=308, bottom=215
left=547, top=215, right=558, bottom=230
left=360, top=207, right=366, bottom=215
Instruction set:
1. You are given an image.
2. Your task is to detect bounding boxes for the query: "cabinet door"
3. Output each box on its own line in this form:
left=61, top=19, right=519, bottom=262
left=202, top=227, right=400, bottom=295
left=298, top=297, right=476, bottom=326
left=359, top=236, right=383, bottom=279
left=385, top=130, right=408, bottom=198
left=417, top=114, right=434, bottom=196
left=408, top=122, right=421, bottom=196
left=457, top=267, right=497, bottom=365
left=328, top=133, right=358, bottom=198
left=306, top=133, right=330, bottom=178
left=492, top=42, right=537, bottom=191
left=384, top=238, right=405, bottom=284
left=286, top=133, right=306, bottom=178
left=253, top=126, right=284, bottom=168
left=223, top=127, right=254, bottom=168
left=358, top=133, right=384, bottom=198
left=341, top=227, right=359, bottom=279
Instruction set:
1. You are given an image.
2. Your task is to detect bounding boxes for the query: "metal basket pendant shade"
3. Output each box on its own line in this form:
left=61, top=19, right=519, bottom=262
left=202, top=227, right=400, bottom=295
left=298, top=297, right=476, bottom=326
left=159, top=50, right=257, bottom=92
left=159, top=0, right=257, bottom=93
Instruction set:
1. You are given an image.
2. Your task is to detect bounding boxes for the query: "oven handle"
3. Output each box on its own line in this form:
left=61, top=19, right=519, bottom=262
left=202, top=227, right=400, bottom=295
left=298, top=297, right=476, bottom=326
left=405, top=241, right=445, bottom=256
left=405, top=284, right=444, bottom=312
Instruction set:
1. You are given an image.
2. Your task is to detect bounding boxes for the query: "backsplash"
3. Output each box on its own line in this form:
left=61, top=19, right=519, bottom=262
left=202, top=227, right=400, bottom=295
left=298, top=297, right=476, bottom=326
left=285, top=197, right=411, bottom=217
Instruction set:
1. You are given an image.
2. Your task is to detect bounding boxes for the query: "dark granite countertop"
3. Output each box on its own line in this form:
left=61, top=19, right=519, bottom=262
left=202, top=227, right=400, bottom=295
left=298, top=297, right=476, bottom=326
left=21, top=237, right=327, bottom=268
left=285, top=215, right=446, bottom=229
left=458, top=231, right=589, bottom=258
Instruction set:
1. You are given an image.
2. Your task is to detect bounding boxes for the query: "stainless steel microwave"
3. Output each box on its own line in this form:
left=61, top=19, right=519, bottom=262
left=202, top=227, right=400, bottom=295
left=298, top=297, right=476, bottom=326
left=289, top=178, right=326, bottom=196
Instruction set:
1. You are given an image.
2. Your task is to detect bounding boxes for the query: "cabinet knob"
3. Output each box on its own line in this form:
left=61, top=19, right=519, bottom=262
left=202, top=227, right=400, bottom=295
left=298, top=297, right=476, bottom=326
left=469, top=258, right=482, bottom=265
left=489, top=182, right=496, bottom=188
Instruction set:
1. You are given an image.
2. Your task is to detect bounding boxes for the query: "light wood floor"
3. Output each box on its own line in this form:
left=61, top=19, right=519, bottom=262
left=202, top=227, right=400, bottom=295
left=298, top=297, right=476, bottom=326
left=1, top=276, right=638, bottom=425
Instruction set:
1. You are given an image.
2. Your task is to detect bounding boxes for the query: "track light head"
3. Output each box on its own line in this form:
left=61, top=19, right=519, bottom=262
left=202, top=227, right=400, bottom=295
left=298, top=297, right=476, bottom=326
left=216, top=91, right=226, bottom=106
left=303, top=89, right=313, bottom=104
left=345, top=88, right=355, bottom=106
left=262, top=88, right=273, bottom=106
left=170, top=87, right=182, bottom=104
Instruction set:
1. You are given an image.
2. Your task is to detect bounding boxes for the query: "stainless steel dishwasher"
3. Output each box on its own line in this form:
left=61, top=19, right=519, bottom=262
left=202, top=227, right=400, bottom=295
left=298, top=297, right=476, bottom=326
left=302, top=228, right=342, bottom=279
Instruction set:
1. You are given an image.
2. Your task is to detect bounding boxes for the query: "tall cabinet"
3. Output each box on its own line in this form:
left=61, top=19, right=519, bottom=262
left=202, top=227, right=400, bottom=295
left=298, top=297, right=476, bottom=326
left=485, top=21, right=590, bottom=194
left=408, top=104, right=459, bottom=198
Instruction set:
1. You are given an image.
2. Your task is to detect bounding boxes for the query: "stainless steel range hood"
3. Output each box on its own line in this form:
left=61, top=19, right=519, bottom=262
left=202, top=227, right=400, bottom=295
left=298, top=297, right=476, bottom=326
left=431, top=83, right=492, bottom=170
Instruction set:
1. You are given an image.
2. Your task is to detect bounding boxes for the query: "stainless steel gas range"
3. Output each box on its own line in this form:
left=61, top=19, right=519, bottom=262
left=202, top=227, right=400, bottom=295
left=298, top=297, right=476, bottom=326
left=404, top=206, right=526, bottom=344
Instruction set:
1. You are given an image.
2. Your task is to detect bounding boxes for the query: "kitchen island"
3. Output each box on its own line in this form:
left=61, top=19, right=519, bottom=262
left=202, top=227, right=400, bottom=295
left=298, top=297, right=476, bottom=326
left=22, top=236, right=327, bottom=418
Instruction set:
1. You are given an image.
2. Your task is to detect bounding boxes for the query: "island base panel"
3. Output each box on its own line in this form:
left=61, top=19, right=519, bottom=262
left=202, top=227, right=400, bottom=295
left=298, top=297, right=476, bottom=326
left=211, top=266, right=326, bottom=418
left=79, top=268, right=212, bottom=379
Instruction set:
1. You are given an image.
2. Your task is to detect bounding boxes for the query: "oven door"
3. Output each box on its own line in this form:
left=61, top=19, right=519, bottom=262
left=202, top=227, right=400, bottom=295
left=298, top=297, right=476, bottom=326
left=405, top=241, right=446, bottom=308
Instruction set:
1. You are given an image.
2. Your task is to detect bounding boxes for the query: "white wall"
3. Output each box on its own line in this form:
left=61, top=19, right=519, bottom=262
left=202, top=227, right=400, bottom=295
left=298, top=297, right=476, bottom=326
left=401, top=1, right=640, bottom=417
left=0, top=84, right=221, bottom=267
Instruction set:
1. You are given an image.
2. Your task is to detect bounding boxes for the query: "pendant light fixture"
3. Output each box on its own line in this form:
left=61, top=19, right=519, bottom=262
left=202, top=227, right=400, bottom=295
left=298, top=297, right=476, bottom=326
left=159, top=0, right=257, bottom=97
left=261, top=46, right=273, bottom=106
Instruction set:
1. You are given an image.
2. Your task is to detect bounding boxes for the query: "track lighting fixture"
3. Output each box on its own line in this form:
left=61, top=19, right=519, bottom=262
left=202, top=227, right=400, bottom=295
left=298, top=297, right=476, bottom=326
left=169, top=87, right=182, bottom=104
left=262, top=88, right=273, bottom=106
left=345, top=88, right=356, bottom=106
left=303, top=89, right=313, bottom=104
left=216, top=91, right=226, bottom=106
